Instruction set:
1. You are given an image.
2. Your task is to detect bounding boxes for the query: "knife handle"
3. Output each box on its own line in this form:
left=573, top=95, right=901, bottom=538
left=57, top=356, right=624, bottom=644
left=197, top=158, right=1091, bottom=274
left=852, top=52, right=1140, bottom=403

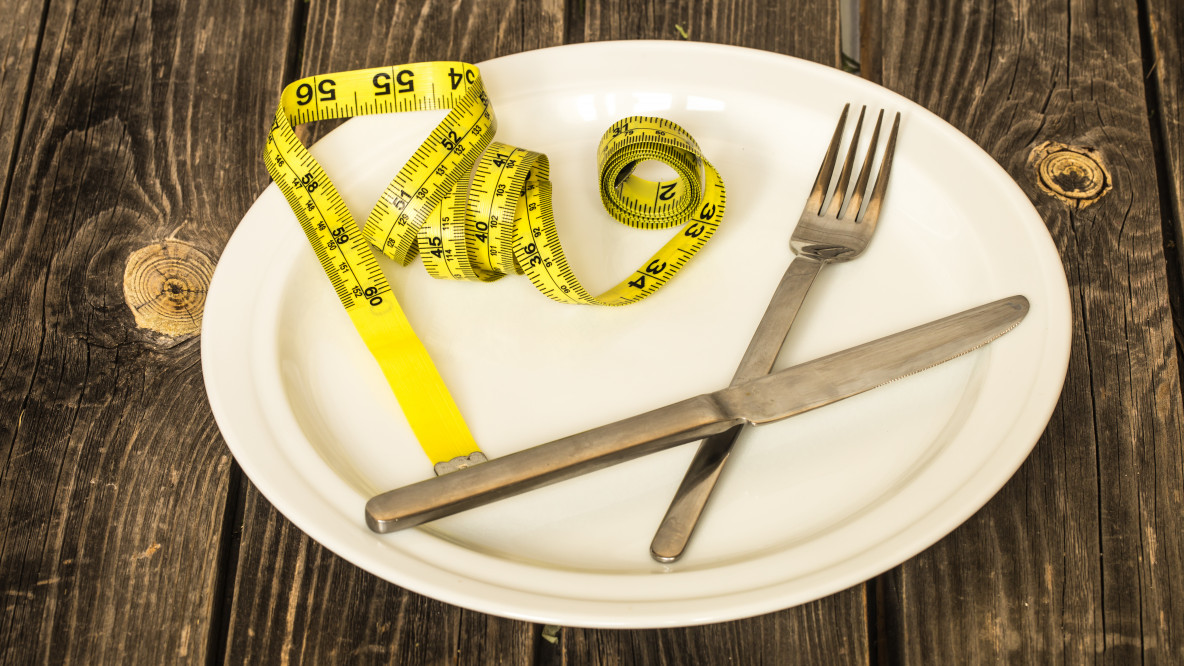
left=650, top=256, right=823, bottom=562
left=366, top=395, right=744, bottom=533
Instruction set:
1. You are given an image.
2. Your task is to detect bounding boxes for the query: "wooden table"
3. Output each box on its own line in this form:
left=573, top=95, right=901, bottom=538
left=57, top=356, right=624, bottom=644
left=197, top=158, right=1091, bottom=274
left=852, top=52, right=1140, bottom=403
left=2, top=0, right=1182, bottom=662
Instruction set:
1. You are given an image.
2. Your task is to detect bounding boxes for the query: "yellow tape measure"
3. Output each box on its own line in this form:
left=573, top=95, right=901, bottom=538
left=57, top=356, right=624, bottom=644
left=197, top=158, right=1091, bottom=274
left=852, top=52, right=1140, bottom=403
left=264, top=61, right=726, bottom=469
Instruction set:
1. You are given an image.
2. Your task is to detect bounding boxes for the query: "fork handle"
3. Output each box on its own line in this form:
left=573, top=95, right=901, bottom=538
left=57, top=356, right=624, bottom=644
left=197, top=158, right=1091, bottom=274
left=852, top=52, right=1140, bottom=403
left=650, top=255, right=824, bottom=562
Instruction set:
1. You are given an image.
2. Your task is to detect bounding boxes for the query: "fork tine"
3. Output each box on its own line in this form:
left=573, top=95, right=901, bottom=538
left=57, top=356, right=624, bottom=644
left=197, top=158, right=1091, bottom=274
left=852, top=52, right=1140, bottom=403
left=857, top=112, right=901, bottom=226
left=825, top=106, right=867, bottom=218
left=842, top=109, right=884, bottom=220
left=805, top=103, right=850, bottom=214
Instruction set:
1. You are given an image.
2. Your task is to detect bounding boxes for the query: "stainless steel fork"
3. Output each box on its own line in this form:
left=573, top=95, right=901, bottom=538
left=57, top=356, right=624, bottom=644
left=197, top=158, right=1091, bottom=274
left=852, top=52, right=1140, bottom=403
left=650, top=104, right=901, bottom=562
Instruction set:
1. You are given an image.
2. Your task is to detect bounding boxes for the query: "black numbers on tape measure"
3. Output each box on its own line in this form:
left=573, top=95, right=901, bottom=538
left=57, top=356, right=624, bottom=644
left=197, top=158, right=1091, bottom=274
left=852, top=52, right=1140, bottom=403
left=396, top=69, right=415, bottom=93
left=294, top=173, right=319, bottom=193
left=491, top=153, right=516, bottom=169
left=352, top=285, right=384, bottom=306
left=630, top=260, right=668, bottom=289
left=427, top=236, right=443, bottom=258
left=520, top=242, right=550, bottom=267
left=681, top=203, right=717, bottom=238
left=448, top=67, right=476, bottom=90
left=474, top=220, right=489, bottom=243
left=440, top=130, right=459, bottom=151
left=295, top=83, right=313, bottom=105
left=330, top=226, right=349, bottom=248
left=373, top=72, right=391, bottom=96
left=318, top=79, right=336, bottom=102
left=295, top=79, right=337, bottom=105
left=658, top=183, right=677, bottom=200
left=363, top=286, right=384, bottom=306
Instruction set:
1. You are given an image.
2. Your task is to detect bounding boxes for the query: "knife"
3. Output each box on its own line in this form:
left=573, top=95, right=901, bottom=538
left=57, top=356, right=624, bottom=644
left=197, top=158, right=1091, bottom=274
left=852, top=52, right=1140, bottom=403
left=366, top=295, right=1028, bottom=533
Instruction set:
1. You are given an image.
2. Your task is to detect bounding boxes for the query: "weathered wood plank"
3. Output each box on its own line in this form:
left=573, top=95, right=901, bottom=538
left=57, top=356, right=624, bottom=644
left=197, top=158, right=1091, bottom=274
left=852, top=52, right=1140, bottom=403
left=222, top=0, right=562, bottom=662
left=227, top=485, right=538, bottom=665
left=862, top=0, right=1184, bottom=661
left=577, top=0, right=840, bottom=66
left=554, top=587, right=869, bottom=665
left=1148, top=0, right=1184, bottom=271
left=553, top=1, right=870, bottom=663
left=0, top=0, right=294, bottom=662
left=0, top=0, right=45, bottom=224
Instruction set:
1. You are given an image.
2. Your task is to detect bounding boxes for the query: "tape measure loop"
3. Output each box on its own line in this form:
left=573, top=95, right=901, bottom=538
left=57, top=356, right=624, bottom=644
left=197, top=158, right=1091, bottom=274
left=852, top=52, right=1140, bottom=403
left=597, top=116, right=711, bottom=233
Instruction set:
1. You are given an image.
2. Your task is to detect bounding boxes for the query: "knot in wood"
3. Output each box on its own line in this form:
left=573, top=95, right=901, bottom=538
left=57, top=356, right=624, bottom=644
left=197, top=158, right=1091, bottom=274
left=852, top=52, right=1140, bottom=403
left=1030, top=141, right=1111, bottom=207
left=123, top=240, right=215, bottom=338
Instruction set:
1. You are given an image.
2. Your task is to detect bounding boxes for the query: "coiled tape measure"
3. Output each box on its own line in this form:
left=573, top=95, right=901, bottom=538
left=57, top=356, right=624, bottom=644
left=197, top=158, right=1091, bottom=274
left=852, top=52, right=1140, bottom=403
left=264, top=61, right=726, bottom=472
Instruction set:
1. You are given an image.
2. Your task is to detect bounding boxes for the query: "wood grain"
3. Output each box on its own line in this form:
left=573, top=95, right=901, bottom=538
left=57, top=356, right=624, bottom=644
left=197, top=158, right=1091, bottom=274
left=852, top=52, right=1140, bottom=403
left=553, top=588, right=869, bottom=666
left=0, top=0, right=293, bottom=661
left=1148, top=0, right=1184, bottom=270
left=0, top=0, right=45, bottom=224
left=221, top=0, right=560, bottom=662
left=576, top=0, right=840, bottom=66
left=224, top=485, right=535, bottom=665
left=862, top=0, right=1184, bottom=661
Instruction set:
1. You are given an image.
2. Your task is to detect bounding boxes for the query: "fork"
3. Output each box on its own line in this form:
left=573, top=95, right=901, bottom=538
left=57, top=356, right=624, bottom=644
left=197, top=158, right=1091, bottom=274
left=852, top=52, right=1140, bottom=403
left=649, top=104, right=901, bottom=562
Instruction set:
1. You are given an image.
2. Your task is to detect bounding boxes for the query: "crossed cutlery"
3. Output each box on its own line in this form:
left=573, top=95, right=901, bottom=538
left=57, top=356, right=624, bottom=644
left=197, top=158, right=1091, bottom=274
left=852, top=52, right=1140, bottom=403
left=364, top=106, right=1029, bottom=560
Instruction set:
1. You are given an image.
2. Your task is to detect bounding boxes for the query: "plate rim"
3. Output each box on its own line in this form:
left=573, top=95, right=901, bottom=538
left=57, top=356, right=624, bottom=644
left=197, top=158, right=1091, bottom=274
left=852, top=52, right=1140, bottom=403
left=202, top=39, right=1072, bottom=627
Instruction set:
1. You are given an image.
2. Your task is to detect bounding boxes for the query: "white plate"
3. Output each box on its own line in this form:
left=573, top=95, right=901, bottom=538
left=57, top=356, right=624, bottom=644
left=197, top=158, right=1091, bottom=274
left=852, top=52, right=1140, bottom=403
left=202, top=41, right=1070, bottom=628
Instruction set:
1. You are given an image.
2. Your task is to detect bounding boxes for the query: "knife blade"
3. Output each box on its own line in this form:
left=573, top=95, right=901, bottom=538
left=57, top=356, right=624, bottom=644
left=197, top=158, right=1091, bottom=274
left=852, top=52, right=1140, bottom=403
left=366, top=295, right=1029, bottom=533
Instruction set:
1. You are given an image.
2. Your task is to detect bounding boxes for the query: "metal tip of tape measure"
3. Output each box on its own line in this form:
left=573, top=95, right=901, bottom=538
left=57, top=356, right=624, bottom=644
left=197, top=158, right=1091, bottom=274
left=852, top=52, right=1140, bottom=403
left=434, top=451, right=490, bottom=476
